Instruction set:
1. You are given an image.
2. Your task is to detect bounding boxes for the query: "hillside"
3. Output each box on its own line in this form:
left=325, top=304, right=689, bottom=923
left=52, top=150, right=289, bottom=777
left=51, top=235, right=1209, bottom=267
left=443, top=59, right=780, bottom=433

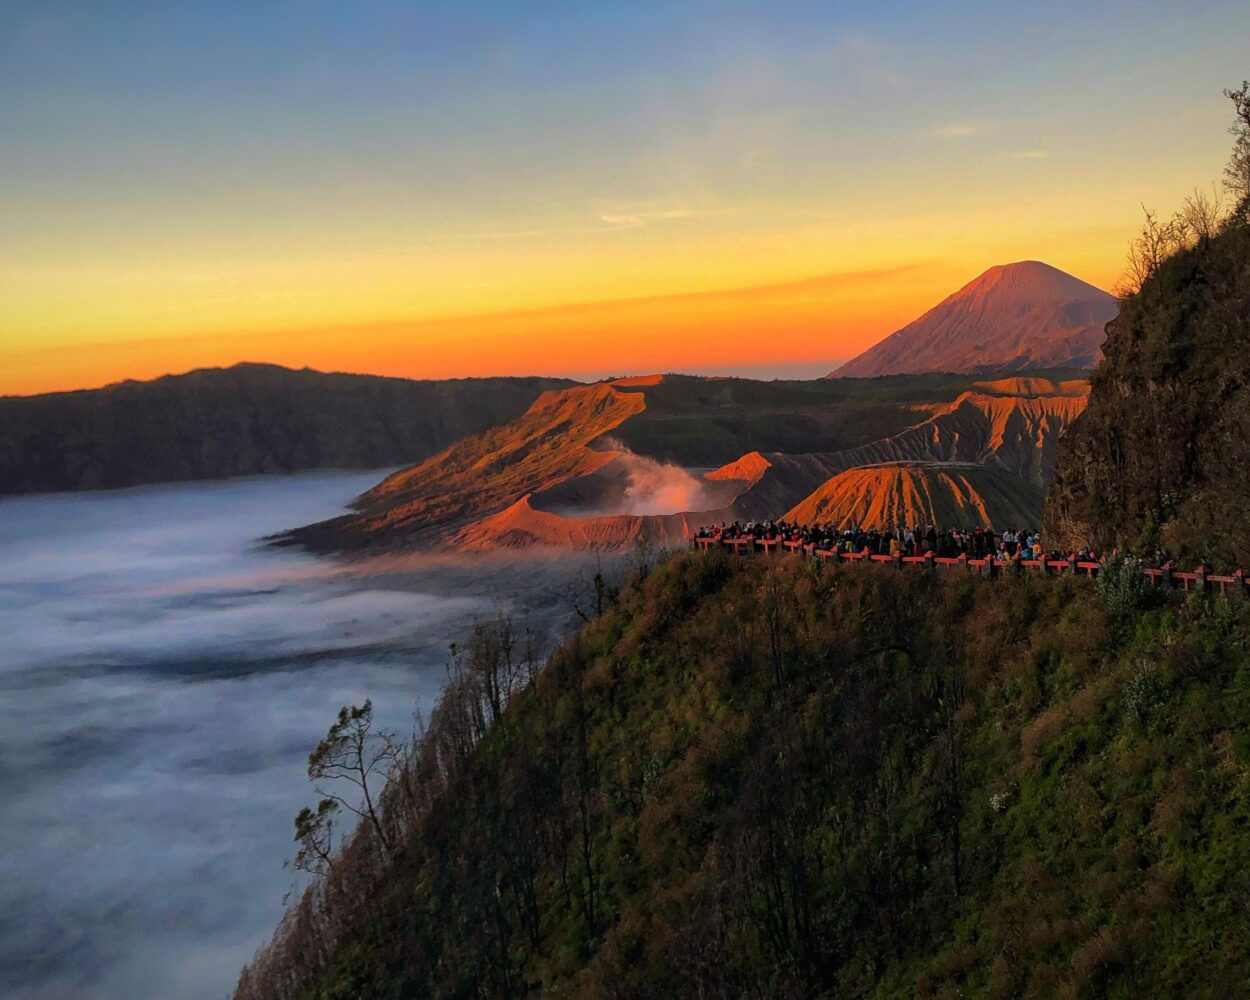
left=451, top=495, right=703, bottom=551
left=286, top=371, right=1086, bottom=553
left=707, top=376, right=1086, bottom=522
left=1046, top=221, right=1250, bottom=566
left=602, top=371, right=1006, bottom=466
left=0, top=364, right=574, bottom=495
left=782, top=461, right=1044, bottom=529
left=238, top=552, right=1250, bottom=999
left=831, top=377, right=1088, bottom=486
left=283, top=381, right=651, bottom=551
left=832, top=262, right=1117, bottom=377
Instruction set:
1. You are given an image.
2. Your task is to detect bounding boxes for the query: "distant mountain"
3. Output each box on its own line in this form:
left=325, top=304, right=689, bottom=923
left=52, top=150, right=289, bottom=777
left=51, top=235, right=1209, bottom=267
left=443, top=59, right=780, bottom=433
left=707, top=375, right=1088, bottom=522
left=284, top=371, right=1085, bottom=553
left=831, top=261, right=1117, bottom=377
left=782, top=461, right=1045, bottom=530
left=0, top=364, right=575, bottom=495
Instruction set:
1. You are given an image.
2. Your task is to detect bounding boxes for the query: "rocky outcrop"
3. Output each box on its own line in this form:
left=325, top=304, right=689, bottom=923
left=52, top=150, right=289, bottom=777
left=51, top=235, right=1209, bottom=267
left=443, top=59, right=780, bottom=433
left=1045, top=223, right=1250, bottom=565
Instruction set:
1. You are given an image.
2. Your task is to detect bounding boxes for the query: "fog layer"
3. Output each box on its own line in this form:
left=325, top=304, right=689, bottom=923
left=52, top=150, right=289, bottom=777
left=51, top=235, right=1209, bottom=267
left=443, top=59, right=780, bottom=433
left=0, top=472, right=580, bottom=1000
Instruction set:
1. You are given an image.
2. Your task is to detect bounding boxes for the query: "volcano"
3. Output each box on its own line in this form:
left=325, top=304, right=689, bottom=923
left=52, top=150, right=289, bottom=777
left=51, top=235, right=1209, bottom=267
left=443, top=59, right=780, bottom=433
left=830, top=261, right=1117, bottom=377
left=783, top=462, right=1044, bottom=531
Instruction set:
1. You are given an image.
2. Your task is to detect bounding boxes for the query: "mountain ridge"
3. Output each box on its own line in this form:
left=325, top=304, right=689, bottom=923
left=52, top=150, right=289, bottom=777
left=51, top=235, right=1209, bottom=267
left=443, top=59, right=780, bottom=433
left=0, top=363, right=576, bottom=495
left=706, top=375, right=1087, bottom=522
left=283, top=371, right=1085, bottom=552
left=831, top=261, right=1117, bottom=377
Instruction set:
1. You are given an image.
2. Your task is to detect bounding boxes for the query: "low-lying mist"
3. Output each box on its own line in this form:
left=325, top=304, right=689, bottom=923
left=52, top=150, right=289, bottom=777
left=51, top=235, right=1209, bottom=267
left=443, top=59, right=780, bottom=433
left=0, top=472, right=598, bottom=1000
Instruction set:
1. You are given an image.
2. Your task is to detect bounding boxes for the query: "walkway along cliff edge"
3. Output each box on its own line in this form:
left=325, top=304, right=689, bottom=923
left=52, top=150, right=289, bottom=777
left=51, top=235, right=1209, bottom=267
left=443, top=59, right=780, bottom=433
left=692, top=535, right=1247, bottom=596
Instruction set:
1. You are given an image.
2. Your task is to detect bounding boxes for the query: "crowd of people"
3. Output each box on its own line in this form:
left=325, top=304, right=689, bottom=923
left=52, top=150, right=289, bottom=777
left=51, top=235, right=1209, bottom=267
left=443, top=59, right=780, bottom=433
left=694, top=520, right=1104, bottom=565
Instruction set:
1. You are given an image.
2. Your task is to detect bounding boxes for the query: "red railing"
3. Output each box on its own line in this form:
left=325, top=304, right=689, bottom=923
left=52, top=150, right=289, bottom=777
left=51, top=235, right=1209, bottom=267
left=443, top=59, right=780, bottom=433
left=690, top=537, right=1239, bottom=595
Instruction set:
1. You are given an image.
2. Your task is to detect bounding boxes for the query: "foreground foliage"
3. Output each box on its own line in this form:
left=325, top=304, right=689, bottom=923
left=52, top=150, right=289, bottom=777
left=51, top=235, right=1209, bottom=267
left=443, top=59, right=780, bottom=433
left=238, top=553, right=1250, bottom=999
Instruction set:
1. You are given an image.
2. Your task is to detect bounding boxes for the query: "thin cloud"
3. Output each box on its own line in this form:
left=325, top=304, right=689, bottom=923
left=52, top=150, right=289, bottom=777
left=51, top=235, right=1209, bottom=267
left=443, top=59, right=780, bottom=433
left=463, top=228, right=546, bottom=241
left=927, top=123, right=978, bottom=139
left=1007, top=150, right=1051, bottom=159
left=597, top=209, right=693, bottom=230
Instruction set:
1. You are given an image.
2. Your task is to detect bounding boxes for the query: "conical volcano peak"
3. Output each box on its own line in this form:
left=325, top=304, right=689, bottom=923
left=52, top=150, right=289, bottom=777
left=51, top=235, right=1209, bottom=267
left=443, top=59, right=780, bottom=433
left=956, top=260, right=1109, bottom=304
left=831, top=260, right=1117, bottom=378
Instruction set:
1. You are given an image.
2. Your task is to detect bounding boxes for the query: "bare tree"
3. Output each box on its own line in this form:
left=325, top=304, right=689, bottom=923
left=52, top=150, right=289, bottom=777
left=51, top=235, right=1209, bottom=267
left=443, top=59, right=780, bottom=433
left=1179, top=185, right=1225, bottom=245
left=566, top=553, right=616, bottom=624
left=628, top=535, right=657, bottom=582
left=1119, top=204, right=1187, bottom=298
left=1224, top=80, right=1250, bottom=217
left=294, top=700, right=403, bottom=866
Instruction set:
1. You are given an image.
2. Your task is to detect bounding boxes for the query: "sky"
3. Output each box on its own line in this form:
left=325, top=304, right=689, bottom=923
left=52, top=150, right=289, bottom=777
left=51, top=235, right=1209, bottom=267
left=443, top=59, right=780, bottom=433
left=2, top=0, right=1247, bottom=395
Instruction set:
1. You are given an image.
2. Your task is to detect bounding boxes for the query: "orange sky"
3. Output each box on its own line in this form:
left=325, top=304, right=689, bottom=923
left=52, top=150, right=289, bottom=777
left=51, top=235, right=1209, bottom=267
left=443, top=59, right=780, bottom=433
left=3, top=2, right=1246, bottom=396
left=3, top=256, right=1105, bottom=396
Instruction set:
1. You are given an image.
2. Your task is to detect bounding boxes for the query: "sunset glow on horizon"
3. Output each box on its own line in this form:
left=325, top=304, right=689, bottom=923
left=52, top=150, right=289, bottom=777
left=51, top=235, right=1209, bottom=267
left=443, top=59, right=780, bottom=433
left=4, top=1, right=1248, bottom=396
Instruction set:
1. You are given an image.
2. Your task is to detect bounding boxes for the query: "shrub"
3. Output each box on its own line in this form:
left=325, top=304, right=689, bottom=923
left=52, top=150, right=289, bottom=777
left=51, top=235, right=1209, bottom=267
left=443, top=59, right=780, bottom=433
left=1098, top=553, right=1153, bottom=622
left=1124, top=659, right=1167, bottom=728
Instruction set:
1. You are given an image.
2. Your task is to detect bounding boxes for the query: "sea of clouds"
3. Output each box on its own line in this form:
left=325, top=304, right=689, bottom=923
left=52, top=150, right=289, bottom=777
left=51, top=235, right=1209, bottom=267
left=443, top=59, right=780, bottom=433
left=0, top=471, right=587, bottom=1000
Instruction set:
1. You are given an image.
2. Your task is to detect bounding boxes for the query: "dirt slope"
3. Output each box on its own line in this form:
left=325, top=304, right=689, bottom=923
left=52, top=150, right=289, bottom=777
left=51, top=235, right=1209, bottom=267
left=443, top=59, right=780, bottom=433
left=282, top=381, right=647, bottom=550
left=783, top=462, right=1044, bottom=530
left=451, top=496, right=712, bottom=552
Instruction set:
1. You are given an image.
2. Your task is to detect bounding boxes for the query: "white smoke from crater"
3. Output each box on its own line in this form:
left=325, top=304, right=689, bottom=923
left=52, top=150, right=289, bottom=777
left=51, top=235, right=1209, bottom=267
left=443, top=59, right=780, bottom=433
left=594, top=440, right=723, bottom=516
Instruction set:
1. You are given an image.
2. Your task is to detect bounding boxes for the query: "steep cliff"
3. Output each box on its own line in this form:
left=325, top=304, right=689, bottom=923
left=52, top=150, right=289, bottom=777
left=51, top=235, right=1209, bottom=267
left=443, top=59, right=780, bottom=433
left=1045, top=223, right=1250, bottom=564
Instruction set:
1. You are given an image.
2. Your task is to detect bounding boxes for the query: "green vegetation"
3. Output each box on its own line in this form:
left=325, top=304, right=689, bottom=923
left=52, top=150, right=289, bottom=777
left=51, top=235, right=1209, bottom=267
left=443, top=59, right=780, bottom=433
left=238, top=553, right=1250, bottom=998
left=0, top=364, right=572, bottom=494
